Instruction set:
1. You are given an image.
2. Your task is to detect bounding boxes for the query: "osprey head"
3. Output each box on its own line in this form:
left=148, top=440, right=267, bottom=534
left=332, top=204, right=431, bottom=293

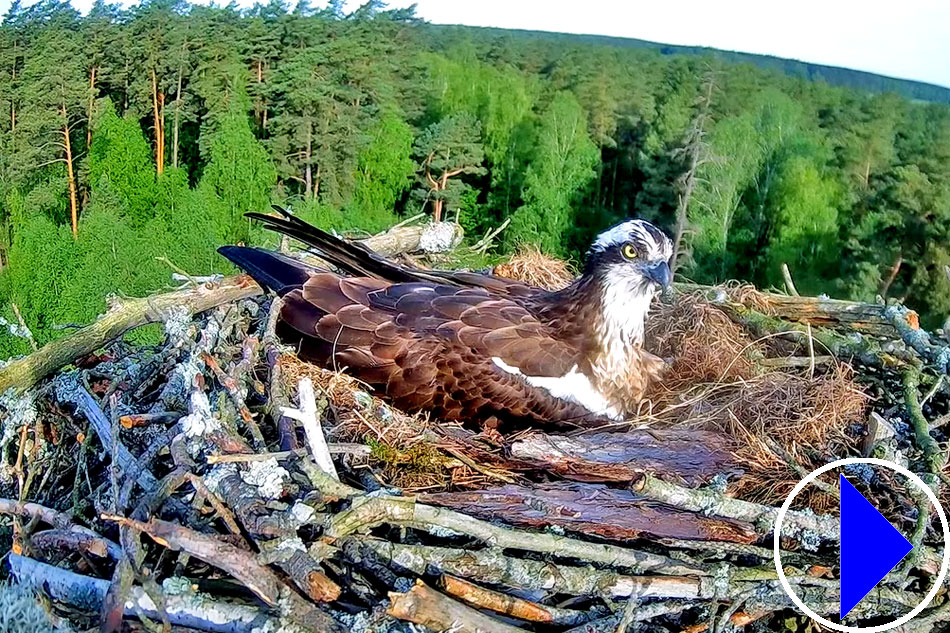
left=585, top=219, right=674, bottom=292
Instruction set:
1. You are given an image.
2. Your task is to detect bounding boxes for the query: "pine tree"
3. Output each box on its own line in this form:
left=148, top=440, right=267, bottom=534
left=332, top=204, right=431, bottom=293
left=16, top=2, right=86, bottom=237
left=412, top=113, right=486, bottom=222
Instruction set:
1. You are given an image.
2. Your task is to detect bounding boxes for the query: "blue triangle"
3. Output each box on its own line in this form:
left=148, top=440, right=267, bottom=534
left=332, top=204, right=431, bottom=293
left=840, top=475, right=913, bottom=619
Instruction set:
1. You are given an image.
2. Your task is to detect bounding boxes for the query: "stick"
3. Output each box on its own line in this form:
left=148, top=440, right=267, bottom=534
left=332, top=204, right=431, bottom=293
left=0, top=275, right=261, bottom=394
left=0, top=498, right=120, bottom=559
left=205, top=444, right=370, bottom=464
left=632, top=474, right=839, bottom=545
left=56, top=383, right=159, bottom=493
left=902, top=366, right=944, bottom=473
left=676, top=282, right=901, bottom=338
left=101, top=513, right=339, bottom=606
left=9, top=554, right=277, bottom=633
left=282, top=377, right=338, bottom=480
left=780, top=263, right=799, bottom=297
left=10, top=303, right=38, bottom=351
left=388, top=579, right=528, bottom=633
left=438, top=574, right=590, bottom=626
left=324, top=495, right=706, bottom=576
left=357, top=538, right=702, bottom=600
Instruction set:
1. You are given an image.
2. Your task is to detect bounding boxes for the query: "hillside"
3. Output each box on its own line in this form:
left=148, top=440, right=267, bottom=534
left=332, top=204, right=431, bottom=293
left=434, top=25, right=950, bottom=104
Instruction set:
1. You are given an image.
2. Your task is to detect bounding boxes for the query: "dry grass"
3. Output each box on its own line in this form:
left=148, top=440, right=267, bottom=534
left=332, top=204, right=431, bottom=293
left=644, top=292, right=868, bottom=511
left=277, top=354, right=511, bottom=491
left=492, top=245, right=575, bottom=290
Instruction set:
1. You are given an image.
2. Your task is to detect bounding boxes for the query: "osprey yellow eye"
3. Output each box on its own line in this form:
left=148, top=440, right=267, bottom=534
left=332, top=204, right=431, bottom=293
left=621, top=243, right=638, bottom=259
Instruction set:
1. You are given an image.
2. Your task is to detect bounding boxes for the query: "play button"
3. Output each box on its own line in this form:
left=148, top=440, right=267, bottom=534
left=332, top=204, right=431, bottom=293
left=839, top=475, right=913, bottom=618
left=773, top=457, right=950, bottom=632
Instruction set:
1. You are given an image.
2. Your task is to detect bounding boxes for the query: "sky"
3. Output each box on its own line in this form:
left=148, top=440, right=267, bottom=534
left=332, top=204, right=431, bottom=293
left=3, top=0, right=949, bottom=88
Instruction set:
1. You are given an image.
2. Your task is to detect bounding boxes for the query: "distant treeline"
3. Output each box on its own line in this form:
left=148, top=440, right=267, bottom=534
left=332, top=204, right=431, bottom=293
left=0, top=0, right=948, bottom=357
left=458, top=27, right=950, bottom=104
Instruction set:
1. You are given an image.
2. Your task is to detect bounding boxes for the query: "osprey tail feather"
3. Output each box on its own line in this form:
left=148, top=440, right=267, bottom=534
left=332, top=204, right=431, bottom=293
left=216, top=245, right=314, bottom=296
left=244, top=206, right=429, bottom=284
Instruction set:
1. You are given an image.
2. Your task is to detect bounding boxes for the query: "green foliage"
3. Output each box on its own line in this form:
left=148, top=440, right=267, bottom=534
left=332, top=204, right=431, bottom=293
left=197, top=99, right=277, bottom=244
left=508, top=91, right=598, bottom=256
left=347, top=112, right=414, bottom=233
left=1, top=2, right=950, bottom=358
left=87, top=100, right=159, bottom=225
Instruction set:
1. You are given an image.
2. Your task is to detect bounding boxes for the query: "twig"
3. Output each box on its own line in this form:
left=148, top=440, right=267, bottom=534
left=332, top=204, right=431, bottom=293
left=921, top=375, right=945, bottom=408
left=806, top=323, right=816, bottom=379
left=201, top=350, right=265, bottom=449
left=185, top=473, right=243, bottom=536
left=282, top=377, right=338, bottom=480
left=765, top=439, right=838, bottom=500
left=29, top=528, right=116, bottom=560
left=378, top=212, right=425, bottom=233
left=103, top=513, right=292, bottom=606
left=470, top=217, right=511, bottom=254
left=55, top=382, right=159, bottom=493
left=11, top=303, right=38, bottom=351
left=0, top=498, right=120, bottom=559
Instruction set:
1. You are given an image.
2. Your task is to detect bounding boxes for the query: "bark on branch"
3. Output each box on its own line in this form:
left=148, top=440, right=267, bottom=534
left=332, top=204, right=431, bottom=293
left=0, top=275, right=261, bottom=394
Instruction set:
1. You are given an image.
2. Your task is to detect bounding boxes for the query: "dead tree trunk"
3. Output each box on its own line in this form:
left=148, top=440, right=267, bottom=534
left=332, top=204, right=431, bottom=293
left=151, top=68, right=164, bottom=175
left=172, top=59, right=184, bottom=169
left=880, top=252, right=903, bottom=298
left=304, top=122, right=313, bottom=200
left=671, top=72, right=716, bottom=272
left=61, top=105, right=79, bottom=240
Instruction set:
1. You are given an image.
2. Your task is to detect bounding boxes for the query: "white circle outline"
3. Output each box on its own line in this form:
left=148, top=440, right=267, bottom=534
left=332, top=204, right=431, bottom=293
left=773, top=457, right=950, bottom=632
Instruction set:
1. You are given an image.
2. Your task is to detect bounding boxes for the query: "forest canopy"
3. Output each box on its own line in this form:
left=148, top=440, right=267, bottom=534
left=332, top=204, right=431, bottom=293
left=0, top=0, right=948, bottom=357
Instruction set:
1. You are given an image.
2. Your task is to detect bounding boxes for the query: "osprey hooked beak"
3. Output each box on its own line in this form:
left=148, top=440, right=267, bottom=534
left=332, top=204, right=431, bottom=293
left=644, top=260, right=672, bottom=289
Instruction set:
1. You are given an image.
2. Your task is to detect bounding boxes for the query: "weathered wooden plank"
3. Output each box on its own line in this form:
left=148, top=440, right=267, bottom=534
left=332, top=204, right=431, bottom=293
left=509, top=429, right=739, bottom=486
left=421, top=482, right=757, bottom=544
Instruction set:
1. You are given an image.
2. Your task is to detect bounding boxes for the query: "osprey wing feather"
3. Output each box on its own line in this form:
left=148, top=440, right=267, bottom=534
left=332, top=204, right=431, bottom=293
left=220, top=209, right=673, bottom=429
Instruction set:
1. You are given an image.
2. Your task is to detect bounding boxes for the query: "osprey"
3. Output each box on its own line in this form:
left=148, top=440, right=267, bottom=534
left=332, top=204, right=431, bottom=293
left=220, top=209, right=673, bottom=428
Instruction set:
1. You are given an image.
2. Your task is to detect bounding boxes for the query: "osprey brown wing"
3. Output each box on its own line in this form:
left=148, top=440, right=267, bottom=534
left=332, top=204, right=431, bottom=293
left=277, top=273, right=594, bottom=426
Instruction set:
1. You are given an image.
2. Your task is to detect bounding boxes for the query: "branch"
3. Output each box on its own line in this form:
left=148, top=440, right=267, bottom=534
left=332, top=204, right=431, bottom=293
left=437, top=574, right=591, bottom=626
left=282, top=377, right=338, bottom=479
left=632, top=474, right=838, bottom=547
left=323, top=495, right=705, bottom=576
left=0, top=275, right=262, bottom=394
left=355, top=538, right=704, bottom=600
left=9, top=554, right=278, bottom=633
left=388, top=579, right=528, bottom=633
left=0, top=498, right=120, bottom=559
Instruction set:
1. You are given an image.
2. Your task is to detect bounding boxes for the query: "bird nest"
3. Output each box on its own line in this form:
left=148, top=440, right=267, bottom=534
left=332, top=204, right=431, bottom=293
left=645, top=293, right=866, bottom=512
left=1, top=247, right=948, bottom=633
